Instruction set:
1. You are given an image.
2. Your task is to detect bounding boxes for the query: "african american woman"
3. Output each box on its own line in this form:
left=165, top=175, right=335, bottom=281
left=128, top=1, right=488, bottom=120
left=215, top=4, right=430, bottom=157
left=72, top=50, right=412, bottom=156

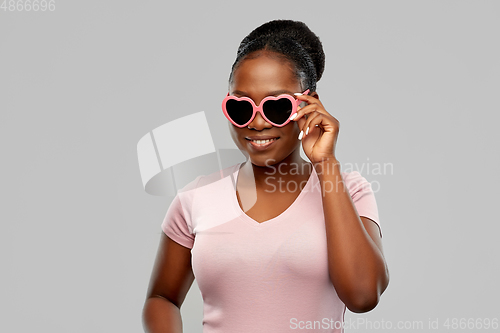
left=143, top=19, right=390, bottom=333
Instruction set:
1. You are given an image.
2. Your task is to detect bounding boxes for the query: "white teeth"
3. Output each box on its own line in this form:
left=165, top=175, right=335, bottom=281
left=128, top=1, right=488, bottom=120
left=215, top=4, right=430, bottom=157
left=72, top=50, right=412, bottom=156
left=251, top=138, right=277, bottom=144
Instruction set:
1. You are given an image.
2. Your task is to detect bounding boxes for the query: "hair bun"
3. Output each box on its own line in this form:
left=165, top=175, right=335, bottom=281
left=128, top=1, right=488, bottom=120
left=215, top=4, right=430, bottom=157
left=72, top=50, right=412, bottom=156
left=238, top=20, right=325, bottom=81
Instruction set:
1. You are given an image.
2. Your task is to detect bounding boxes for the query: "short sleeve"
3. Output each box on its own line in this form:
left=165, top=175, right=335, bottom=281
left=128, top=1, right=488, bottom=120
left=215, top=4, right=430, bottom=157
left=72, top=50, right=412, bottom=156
left=161, top=194, right=195, bottom=249
left=161, top=175, right=203, bottom=249
left=343, top=171, right=382, bottom=238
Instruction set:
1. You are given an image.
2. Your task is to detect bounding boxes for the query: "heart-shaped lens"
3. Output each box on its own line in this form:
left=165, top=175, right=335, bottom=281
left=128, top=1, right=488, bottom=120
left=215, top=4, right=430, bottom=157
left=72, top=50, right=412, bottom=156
left=226, top=99, right=254, bottom=126
left=262, top=98, right=293, bottom=125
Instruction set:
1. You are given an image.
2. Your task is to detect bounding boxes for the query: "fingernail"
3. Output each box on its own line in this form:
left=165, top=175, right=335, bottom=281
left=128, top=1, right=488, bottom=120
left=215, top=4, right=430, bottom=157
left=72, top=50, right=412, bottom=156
left=289, top=113, right=297, bottom=120
left=298, top=131, right=303, bottom=140
left=294, top=93, right=303, bottom=96
left=305, top=127, right=309, bottom=135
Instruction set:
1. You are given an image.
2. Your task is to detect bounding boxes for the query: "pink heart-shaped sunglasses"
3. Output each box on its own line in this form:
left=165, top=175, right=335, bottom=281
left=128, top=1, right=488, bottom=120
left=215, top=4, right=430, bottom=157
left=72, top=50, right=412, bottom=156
left=222, top=89, right=310, bottom=127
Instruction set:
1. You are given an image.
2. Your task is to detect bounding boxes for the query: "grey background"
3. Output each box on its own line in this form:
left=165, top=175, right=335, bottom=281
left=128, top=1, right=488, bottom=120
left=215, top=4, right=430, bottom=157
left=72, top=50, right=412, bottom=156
left=1, top=0, right=499, bottom=332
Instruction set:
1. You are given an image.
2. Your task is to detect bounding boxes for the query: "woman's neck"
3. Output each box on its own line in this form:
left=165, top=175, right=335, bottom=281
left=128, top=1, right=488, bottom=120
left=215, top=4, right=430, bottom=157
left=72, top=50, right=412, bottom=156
left=240, top=155, right=312, bottom=188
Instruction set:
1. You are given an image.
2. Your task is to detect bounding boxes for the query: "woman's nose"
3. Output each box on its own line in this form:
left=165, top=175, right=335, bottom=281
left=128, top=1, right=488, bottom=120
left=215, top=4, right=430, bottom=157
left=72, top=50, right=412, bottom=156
left=247, top=110, right=272, bottom=130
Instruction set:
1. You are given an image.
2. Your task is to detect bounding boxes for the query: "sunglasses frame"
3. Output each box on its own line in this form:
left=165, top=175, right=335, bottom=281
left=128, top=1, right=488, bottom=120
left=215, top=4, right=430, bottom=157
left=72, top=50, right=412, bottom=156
left=222, top=89, right=310, bottom=128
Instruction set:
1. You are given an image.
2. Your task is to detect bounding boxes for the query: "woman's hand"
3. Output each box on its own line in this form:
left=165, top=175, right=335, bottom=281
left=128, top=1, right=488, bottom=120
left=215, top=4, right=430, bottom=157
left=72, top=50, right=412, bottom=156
left=291, top=93, right=339, bottom=164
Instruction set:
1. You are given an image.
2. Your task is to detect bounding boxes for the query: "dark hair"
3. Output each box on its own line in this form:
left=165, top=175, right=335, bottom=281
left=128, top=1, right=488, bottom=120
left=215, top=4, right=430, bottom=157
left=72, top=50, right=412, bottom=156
left=229, top=20, right=325, bottom=92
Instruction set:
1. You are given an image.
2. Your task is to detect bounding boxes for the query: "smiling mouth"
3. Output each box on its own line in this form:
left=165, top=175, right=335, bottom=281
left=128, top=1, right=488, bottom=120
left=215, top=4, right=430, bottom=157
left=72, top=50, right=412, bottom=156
left=245, top=137, right=280, bottom=144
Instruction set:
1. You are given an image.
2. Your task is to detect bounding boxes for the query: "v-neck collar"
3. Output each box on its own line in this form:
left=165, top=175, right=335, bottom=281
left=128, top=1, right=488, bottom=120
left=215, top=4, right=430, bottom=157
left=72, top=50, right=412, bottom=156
left=230, top=162, right=316, bottom=226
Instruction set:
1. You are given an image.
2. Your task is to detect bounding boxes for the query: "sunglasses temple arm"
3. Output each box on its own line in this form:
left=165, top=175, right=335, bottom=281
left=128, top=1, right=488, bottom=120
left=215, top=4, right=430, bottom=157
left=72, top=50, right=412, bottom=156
left=295, top=89, right=310, bottom=107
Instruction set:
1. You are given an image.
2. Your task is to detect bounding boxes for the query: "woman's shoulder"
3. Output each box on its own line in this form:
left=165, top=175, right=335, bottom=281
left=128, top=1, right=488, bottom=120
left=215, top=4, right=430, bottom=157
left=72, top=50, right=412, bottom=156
left=340, top=170, right=374, bottom=195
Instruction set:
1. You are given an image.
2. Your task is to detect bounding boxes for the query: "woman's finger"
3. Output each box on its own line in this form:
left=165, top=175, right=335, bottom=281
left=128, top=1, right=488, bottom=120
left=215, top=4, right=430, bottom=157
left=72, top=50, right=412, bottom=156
left=301, top=111, right=322, bottom=136
left=294, top=93, right=325, bottom=108
left=290, top=103, right=324, bottom=123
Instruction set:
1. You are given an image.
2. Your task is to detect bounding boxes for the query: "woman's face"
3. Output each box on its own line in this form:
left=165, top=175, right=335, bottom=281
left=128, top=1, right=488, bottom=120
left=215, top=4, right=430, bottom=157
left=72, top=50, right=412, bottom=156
left=228, top=52, right=303, bottom=168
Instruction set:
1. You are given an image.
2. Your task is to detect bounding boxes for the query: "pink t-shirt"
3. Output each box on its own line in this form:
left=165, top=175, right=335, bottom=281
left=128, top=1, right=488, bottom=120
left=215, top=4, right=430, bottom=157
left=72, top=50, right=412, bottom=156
left=162, top=162, right=381, bottom=333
